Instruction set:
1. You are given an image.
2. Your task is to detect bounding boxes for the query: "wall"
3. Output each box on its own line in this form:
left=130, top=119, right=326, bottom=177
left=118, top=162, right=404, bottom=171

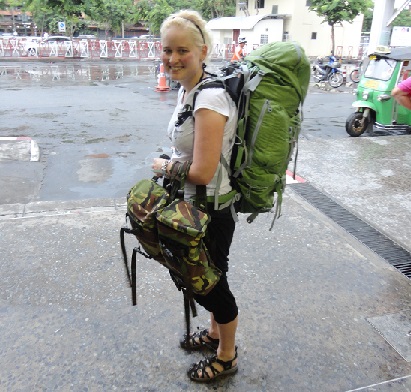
left=235, top=0, right=364, bottom=58
left=243, top=18, right=284, bottom=48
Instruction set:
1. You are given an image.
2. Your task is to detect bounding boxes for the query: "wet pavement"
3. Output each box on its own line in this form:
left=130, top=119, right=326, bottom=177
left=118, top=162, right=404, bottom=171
left=1, top=60, right=411, bottom=391
left=0, top=60, right=356, bottom=204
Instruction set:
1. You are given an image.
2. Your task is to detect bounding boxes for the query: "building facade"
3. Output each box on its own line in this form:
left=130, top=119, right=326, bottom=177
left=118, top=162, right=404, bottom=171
left=206, top=0, right=365, bottom=59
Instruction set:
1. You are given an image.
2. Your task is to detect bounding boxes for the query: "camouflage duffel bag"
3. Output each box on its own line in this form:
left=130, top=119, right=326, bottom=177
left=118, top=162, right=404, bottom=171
left=125, top=178, right=169, bottom=263
left=156, top=199, right=221, bottom=295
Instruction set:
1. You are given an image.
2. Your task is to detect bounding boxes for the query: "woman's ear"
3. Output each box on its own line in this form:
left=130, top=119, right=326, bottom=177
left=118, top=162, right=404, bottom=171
left=201, top=45, right=208, bottom=61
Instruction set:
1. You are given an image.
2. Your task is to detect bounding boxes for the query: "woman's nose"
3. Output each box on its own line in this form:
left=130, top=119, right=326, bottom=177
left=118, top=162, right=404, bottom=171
left=168, top=52, right=179, bottom=64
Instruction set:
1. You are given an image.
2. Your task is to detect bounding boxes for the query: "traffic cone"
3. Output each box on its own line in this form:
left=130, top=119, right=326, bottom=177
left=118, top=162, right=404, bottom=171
left=155, top=63, right=170, bottom=92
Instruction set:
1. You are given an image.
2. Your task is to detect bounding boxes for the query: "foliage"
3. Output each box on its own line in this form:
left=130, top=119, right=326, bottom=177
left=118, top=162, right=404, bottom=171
left=203, top=0, right=236, bottom=19
left=133, top=0, right=236, bottom=34
left=24, top=0, right=85, bottom=35
left=309, top=0, right=371, bottom=26
left=133, top=0, right=174, bottom=34
left=25, top=0, right=54, bottom=35
left=88, top=0, right=135, bottom=36
left=11, top=0, right=236, bottom=37
left=362, top=6, right=373, bottom=32
left=391, top=9, right=411, bottom=27
left=309, top=0, right=372, bottom=53
left=43, top=0, right=84, bottom=17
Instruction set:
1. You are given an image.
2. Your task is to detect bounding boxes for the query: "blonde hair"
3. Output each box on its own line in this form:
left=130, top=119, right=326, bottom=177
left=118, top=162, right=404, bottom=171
left=160, top=10, right=213, bottom=62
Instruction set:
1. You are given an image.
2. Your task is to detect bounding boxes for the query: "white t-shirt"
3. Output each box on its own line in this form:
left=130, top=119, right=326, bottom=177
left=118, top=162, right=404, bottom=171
left=167, top=82, right=238, bottom=200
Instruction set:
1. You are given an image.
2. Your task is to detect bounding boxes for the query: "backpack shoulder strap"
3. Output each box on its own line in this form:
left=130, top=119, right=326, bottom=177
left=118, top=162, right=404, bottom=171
left=192, top=79, right=226, bottom=109
left=191, top=78, right=241, bottom=219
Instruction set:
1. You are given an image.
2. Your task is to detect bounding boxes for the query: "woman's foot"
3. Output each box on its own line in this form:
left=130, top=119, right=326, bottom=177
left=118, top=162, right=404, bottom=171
left=187, top=347, right=238, bottom=382
left=180, top=328, right=219, bottom=351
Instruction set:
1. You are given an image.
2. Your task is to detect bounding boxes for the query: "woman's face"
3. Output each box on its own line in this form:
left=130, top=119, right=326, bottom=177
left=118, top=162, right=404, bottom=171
left=161, top=25, right=205, bottom=90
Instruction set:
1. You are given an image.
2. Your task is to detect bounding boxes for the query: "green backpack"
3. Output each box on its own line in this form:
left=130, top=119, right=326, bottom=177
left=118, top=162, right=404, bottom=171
left=195, top=41, right=311, bottom=227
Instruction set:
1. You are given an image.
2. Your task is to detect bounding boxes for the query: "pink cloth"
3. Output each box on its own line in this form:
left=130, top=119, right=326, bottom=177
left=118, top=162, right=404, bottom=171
left=397, top=76, right=411, bottom=94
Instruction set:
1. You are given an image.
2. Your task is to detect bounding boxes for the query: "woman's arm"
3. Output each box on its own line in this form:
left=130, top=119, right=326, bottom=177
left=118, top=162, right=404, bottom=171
left=152, top=109, right=227, bottom=181
left=188, top=108, right=226, bottom=185
left=391, top=87, right=411, bottom=110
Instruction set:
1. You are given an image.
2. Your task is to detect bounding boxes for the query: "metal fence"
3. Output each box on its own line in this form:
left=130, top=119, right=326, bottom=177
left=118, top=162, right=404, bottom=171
left=0, top=37, right=237, bottom=61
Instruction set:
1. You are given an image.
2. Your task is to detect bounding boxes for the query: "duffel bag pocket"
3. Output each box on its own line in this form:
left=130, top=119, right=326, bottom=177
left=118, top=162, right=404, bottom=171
left=156, top=200, right=221, bottom=295
left=127, top=179, right=168, bottom=262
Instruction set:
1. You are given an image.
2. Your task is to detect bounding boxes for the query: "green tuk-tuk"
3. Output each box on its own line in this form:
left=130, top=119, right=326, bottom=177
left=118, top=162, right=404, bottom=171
left=346, top=46, right=411, bottom=137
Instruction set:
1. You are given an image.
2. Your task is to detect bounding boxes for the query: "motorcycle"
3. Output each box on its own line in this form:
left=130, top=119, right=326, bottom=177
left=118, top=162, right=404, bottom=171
left=346, top=46, right=411, bottom=137
left=348, top=59, right=364, bottom=84
left=312, top=55, right=344, bottom=88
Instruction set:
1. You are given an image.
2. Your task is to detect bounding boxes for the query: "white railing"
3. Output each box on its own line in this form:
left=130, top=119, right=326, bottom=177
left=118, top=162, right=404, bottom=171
left=0, top=38, right=238, bottom=61
left=2, top=38, right=362, bottom=60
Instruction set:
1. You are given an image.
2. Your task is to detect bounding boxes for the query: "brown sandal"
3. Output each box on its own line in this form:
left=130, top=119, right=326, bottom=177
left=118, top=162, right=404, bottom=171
left=187, top=347, right=238, bottom=383
left=179, top=328, right=219, bottom=351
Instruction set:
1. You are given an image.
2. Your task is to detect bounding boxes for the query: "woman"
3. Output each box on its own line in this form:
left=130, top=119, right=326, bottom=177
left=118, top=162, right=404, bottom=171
left=151, top=10, right=239, bottom=382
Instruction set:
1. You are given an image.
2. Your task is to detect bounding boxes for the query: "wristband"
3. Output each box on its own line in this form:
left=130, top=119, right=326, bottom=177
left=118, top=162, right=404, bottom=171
left=161, top=159, right=170, bottom=177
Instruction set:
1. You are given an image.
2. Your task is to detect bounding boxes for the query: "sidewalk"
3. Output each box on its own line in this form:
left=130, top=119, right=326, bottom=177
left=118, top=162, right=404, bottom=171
left=1, top=135, right=411, bottom=391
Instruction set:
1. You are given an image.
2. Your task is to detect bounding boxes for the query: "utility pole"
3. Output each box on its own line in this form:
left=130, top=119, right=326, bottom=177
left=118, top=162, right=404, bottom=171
left=367, top=0, right=409, bottom=54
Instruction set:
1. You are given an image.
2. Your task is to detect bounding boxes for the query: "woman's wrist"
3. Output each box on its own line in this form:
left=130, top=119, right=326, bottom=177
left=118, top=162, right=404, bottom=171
left=161, top=159, right=170, bottom=177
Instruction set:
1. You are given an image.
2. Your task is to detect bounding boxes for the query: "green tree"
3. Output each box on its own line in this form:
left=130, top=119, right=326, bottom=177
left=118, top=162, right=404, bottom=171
left=309, top=0, right=372, bottom=54
left=132, top=0, right=235, bottom=35
left=88, top=0, right=135, bottom=38
left=201, top=0, right=236, bottom=19
left=25, top=0, right=54, bottom=35
left=133, top=0, right=174, bottom=35
left=2, top=0, right=24, bottom=33
left=362, top=6, right=373, bottom=32
left=25, top=0, right=85, bottom=36
left=21, top=0, right=236, bottom=38
left=391, top=9, right=411, bottom=27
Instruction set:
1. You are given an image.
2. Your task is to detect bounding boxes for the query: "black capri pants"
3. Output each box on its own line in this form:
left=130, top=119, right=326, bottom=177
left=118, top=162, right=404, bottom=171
left=193, top=205, right=238, bottom=324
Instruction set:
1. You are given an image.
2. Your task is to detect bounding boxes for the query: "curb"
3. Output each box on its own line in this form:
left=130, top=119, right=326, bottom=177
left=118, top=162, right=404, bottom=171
left=0, top=197, right=127, bottom=220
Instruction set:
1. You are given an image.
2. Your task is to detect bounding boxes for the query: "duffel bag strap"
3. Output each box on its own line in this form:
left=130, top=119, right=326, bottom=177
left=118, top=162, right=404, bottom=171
left=195, top=185, right=207, bottom=210
left=167, top=161, right=191, bottom=201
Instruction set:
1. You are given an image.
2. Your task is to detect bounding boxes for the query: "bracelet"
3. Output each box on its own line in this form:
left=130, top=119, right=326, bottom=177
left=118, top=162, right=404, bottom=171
left=161, top=159, right=170, bottom=177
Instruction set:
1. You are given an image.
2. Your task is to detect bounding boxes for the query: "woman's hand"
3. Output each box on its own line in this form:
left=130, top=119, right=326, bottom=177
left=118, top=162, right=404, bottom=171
left=152, top=158, right=170, bottom=177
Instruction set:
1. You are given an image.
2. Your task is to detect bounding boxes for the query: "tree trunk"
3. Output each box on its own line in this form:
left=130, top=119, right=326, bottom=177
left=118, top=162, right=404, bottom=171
left=331, top=23, right=335, bottom=54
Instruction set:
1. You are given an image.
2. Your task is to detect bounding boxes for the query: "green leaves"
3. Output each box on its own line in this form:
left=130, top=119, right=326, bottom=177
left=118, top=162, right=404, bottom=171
left=391, top=9, right=411, bottom=27
left=22, top=0, right=236, bottom=37
left=309, top=0, right=372, bottom=26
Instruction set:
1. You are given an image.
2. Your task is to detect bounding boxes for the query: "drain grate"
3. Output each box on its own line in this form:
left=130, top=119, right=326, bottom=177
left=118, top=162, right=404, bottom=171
left=291, top=183, right=411, bottom=278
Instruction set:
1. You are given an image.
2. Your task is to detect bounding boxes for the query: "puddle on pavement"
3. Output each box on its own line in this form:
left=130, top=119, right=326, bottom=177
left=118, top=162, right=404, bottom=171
left=71, top=154, right=146, bottom=198
left=0, top=61, right=225, bottom=87
left=0, top=61, right=159, bottom=86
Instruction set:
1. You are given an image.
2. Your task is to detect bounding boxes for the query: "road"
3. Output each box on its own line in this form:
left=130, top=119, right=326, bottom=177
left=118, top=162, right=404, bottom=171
left=1, top=60, right=356, bottom=204
left=2, top=60, right=411, bottom=392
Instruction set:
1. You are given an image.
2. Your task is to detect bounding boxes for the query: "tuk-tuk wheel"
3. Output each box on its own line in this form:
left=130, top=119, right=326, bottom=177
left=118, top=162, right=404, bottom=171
left=346, top=112, right=369, bottom=137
